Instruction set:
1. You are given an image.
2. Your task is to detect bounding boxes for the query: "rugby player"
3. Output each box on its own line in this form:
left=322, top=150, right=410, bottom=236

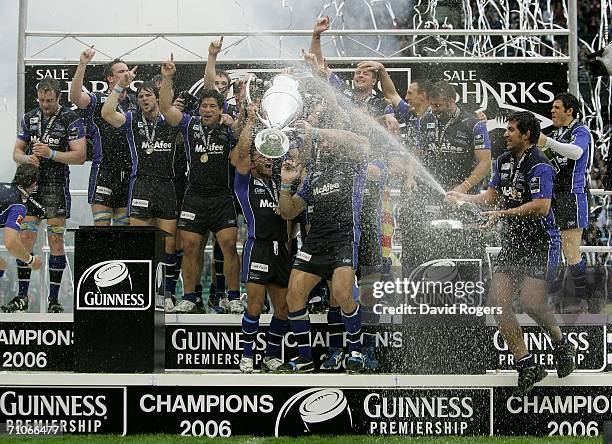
left=12, top=78, right=86, bottom=313
left=277, top=119, right=369, bottom=373
left=448, top=111, right=576, bottom=395
left=101, top=69, right=180, bottom=304
left=233, top=102, right=290, bottom=373
left=70, top=48, right=138, bottom=227
left=538, top=92, right=592, bottom=312
left=159, top=57, right=242, bottom=314
left=0, top=165, right=44, bottom=312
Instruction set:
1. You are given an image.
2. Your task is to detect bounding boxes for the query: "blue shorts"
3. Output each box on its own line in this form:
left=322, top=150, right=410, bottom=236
left=553, top=192, right=589, bottom=231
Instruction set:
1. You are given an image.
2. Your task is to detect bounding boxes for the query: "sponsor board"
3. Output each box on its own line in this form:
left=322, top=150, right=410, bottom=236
left=127, top=387, right=491, bottom=437
left=485, top=325, right=606, bottom=372
left=76, top=260, right=152, bottom=311
left=0, top=322, right=73, bottom=371
left=0, top=387, right=126, bottom=435
left=494, top=386, right=612, bottom=437
left=165, top=323, right=405, bottom=371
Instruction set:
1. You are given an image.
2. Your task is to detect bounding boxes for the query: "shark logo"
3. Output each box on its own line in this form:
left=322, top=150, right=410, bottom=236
left=477, top=81, right=553, bottom=132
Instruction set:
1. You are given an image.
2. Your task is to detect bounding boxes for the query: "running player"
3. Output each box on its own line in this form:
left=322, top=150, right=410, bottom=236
left=448, top=111, right=576, bottom=395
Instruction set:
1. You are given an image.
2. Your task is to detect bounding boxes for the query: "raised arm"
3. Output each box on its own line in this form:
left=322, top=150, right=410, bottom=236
left=309, top=16, right=329, bottom=65
left=295, top=120, right=369, bottom=161
left=159, top=57, right=183, bottom=127
left=356, top=61, right=402, bottom=109
left=70, top=47, right=95, bottom=109
left=101, top=67, right=136, bottom=128
left=234, top=103, right=258, bottom=175
left=204, top=36, right=223, bottom=90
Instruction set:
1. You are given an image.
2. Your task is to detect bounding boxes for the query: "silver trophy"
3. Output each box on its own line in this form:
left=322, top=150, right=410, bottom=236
left=246, top=74, right=303, bottom=158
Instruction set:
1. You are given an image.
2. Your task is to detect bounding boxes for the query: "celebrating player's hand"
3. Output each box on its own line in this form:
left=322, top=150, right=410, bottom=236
left=32, top=142, right=52, bottom=159
left=281, top=159, right=301, bottom=184
left=173, top=97, right=185, bottom=112
left=481, top=210, right=505, bottom=228
left=220, top=113, right=234, bottom=126
left=161, top=55, right=176, bottom=78
left=356, top=61, right=385, bottom=73
left=22, top=154, right=40, bottom=166
left=119, top=66, right=138, bottom=88
left=445, top=190, right=467, bottom=204
left=313, top=16, right=330, bottom=35
left=246, top=102, right=258, bottom=121
left=28, top=255, right=42, bottom=271
left=79, top=46, right=95, bottom=65
left=209, top=36, right=224, bottom=57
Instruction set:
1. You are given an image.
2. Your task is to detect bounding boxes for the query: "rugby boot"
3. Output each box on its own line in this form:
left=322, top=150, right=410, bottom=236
left=319, top=348, right=345, bottom=371
left=228, top=299, right=245, bottom=314
left=345, top=351, right=365, bottom=374
left=261, top=356, right=283, bottom=372
left=239, top=357, right=254, bottom=373
left=363, top=346, right=380, bottom=373
left=1, top=296, right=29, bottom=313
left=47, top=300, right=64, bottom=313
left=555, top=339, right=577, bottom=378
left=277, top=356, right=315, bottom=373
left=514, top=363, right=547, bottom=396
left=173, top=299, right=206, bottom=314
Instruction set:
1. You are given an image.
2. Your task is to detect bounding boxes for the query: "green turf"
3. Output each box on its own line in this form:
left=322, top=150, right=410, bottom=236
left=0, top=435, right=601, bottom=444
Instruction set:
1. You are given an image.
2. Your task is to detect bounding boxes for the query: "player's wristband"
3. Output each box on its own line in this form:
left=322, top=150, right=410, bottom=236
left=26, top=255, right=34, bottom=265
left=462, top=179, right=472, bottom=190
left=280, top=183, right=292, bottom=192
left=114, top=84, right=125, bottom=94
left=49, top=150, right=57, bottom=160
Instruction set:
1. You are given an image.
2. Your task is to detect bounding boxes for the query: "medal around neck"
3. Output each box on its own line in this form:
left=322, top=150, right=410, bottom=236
left=250, top=74, right=303, bottom=159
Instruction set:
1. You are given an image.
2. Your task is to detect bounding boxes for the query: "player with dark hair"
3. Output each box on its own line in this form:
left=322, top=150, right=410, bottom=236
left=102, top=69, right=180, bottom=304
left=159, top=57, right=242, bottom=314
left=12, top=77, right=86, bottom=313
left=71, top=49, right=138, bottom=227
left=448, top=111, right=576, bottom=395
left=232, top=102, right=291, bottom=372
left=0, top=165, right=44, bottom=312
left=538, top=92, right=592, bottom=313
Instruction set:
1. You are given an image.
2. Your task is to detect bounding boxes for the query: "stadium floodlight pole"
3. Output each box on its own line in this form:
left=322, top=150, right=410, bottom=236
left=17, top=0, right=28, bottom=126
left=568, top=0, right=578, bottom=96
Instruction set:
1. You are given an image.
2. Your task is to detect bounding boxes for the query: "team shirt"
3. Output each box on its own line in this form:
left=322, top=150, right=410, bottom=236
left=18, top=106, right=85, bottom=185
left=545, top=120, right=591, bottom=193
left=394, top=99, right=432, bottom=151
left=122, top=110, right=179, bottom=180
left=0, top=184, right=27, bottom=231
left=489, top=146, right=560, bottom=252
left=234, top=172, right=287, bottom=242
left=85, top=92, right=138, bottom=171
left=420, top=108, right=491, bottom=191
left=298, top=142, right=368, bottom=245
left=178, top=113, right=236, bottom=195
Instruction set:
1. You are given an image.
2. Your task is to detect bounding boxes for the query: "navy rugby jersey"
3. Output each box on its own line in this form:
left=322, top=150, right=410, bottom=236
left=545, top=120, right=591, bottom=193
left=85, top=91, right=138, bottom=171
left=0, top=184, right=27, bottom=231
left=489, top=146, right=560, bottom=253
left=123, top=111, right=179, bottom=180
left=234, top=172, right=287, bottom=242
left=298, top=142, right=367, bottom=245
left=178, top=113, right=235, bottom=195
left=420, top=109, right=491, bottom=191
left=394, top=99, right=432, bottom=151
left=18, top=106, right=85, bottom=185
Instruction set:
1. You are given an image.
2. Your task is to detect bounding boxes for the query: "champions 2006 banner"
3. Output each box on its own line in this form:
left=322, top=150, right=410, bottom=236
left=25, top=62, right=568, bottom=157
left=1, top=383, right=612, bottom=437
